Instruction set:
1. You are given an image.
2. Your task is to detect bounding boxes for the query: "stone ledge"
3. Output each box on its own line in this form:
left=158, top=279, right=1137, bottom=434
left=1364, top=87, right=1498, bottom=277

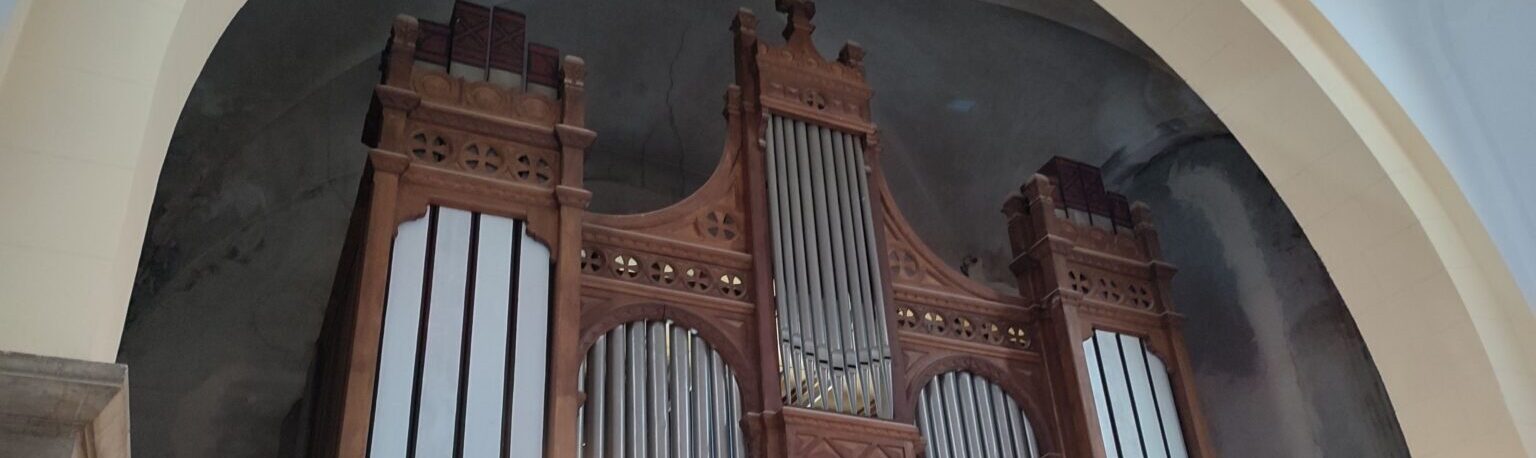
left=0, top=351, right=129, bottom=458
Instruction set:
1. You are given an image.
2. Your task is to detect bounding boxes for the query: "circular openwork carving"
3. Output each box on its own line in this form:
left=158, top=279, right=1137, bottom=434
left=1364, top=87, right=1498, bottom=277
left=895, top=307, right=918, bottom=329
left=953, top=316, right=975, bottom=339
left=717, top=273, right=746, bottom=298
left=459, top=143, right=504, bottom=174
left=512, top=153, right=554, bottom=184
left=647, top=261, right=677, bottom=285
left=697, top=210, right=740, bottom=241
left=683, top=267, right=711, bottom=292
left=1067, top=270, right=1093, bottom=294
left=1127, top=283, right=1154, bottom=308
left=922, top=312, right=946, bottom=335
left=891, top=249, right=920, bottom=280
left=579, top=248, right=604, bottom=273
left=409, top=131, right=450, bottom=163
left=1006, top=326, right=1029, bottom=348
left=611, top=254, right=640, bottom=279
left=981, top=322, right=1003, bottom=345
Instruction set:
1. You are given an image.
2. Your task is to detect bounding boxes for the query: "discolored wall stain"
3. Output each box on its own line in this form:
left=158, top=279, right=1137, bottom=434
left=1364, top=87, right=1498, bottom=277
left=1111, top=138, right=1408, bottom=457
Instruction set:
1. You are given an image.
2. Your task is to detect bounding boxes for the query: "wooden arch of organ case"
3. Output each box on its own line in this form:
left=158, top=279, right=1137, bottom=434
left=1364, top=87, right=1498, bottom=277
left=307, top=1, right=1219, bottom=457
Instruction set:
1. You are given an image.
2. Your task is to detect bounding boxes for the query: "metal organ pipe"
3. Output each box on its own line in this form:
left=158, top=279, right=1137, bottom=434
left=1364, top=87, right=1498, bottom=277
left=366, top=207, right=551, bottom=458
left=578, top=320, right=744, bottom=458
left=765, top=115, right=895, bottom=418
left=1084, top=330, right=1190, bottom=458
left=916, top=371, right=1040, bottom=458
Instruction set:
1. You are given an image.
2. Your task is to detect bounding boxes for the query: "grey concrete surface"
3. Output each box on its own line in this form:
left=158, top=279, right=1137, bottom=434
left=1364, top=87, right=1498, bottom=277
left=0, top=351, right=130, bottom=458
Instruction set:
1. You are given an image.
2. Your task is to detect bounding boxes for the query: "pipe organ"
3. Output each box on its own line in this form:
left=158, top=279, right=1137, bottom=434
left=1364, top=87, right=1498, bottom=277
left=307, top=1, right=1218, bottom=457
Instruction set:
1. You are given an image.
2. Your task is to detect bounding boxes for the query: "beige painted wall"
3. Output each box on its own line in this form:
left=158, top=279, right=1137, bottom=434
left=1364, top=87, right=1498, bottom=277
left=0, top=0, right=241, bottom=362
left=0, top=0, right=1526, bottom=455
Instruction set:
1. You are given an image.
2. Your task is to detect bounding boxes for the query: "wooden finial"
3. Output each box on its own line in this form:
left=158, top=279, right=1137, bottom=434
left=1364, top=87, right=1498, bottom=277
left=838, top=41, right=866, bottom=71
left=732, top=7, right=758, bottom=36
left=776, top=0, right=817, bottom=50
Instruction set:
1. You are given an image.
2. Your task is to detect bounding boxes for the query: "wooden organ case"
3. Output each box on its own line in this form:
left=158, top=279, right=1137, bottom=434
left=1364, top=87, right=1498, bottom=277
left=308, top=1, right=1218, bottom=457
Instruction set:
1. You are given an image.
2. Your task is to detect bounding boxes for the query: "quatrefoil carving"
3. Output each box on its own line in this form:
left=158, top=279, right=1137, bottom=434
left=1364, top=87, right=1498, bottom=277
left=922, top=312, right=946, bottom=335
left=684, top=267, right=712, bottom=292
left=459, top=143, right=503, bottom=174
left=648, top=261, right=677, bottom=285
left=981, top=323, right=1003, bottom=345
left=1007, top=326, right=1029, bottom=348
left=409, top=131, right=450, bottom=163
left=697, top=210, right=740, bottom=241
left=579, top=248, right=604, bottom=273
left=717, top=274, right=746, bottom=298
left=512, top=153, right=554, bottom=184
left=953, top=316, right=975, bottom=339
left=611, top=254, right=640, bottom=279
left=895, top=307, right=918, bottom=329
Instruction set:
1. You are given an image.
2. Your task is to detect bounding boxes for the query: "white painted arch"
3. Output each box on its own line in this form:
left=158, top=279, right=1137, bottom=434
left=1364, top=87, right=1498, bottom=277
left=0, top=0, right=1527, bottom=455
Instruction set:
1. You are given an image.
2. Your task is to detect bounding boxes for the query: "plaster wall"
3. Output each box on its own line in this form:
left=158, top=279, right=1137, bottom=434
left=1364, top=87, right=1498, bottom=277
left=0, top=0, right=186, bottom=362
left=1307, top=0, right=1536, bottom=313
left=1112, top=139, right=1409, bottom=457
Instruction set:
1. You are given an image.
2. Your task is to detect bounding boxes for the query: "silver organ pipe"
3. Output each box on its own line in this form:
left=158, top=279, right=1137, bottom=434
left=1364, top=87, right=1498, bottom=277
left=1084, top=330, right=1190, bottom=458
left=366, top=206, right=552, bottom=458
left=765, top=114, right=894, bottom=418
left=916, top=371, right=1041, bottom=458
left=578, top=320, right=745, bottom=458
